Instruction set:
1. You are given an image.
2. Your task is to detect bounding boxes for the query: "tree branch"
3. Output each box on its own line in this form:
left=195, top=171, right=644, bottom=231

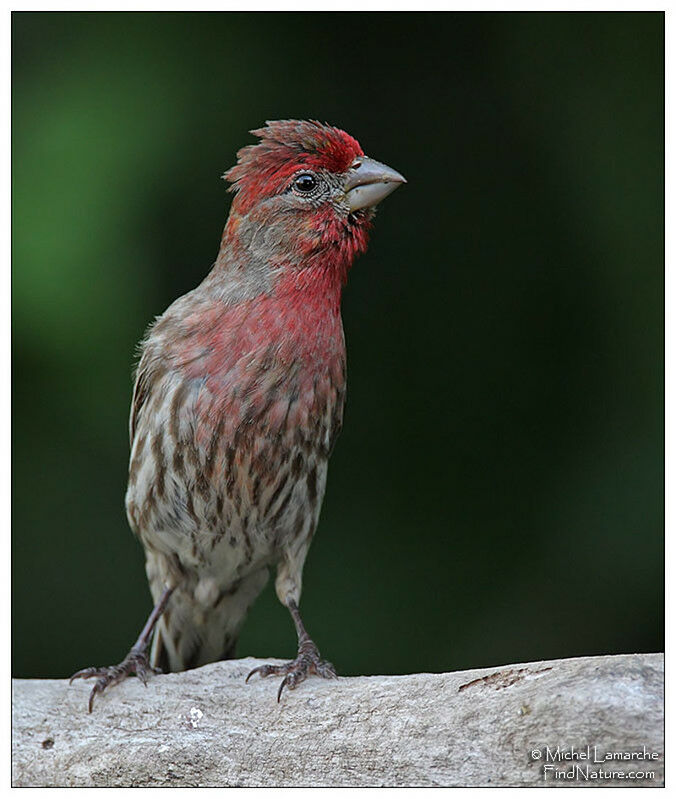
left=12, top=653, right=663, bottom=786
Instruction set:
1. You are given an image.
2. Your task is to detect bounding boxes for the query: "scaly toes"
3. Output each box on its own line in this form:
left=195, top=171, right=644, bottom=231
left=315, top=660, right=337, bottom=679
left=276, top=657, right=336, bottom=701
left=72, top=669, right=121, bottom=713
left=276, top=664, right=314, bottom=701
left=69, top=666, right=106, bottom=684
left=87, top=677, right=112, bottom=713
left=246, top=663, right=286, bottom=683
left=70, top=651, right=155, bottom=712
left=246, top=651, right=337, bottom=701
left=277, top=673, right=295, bottom=701
left=133, top=657, right=156, bottom=686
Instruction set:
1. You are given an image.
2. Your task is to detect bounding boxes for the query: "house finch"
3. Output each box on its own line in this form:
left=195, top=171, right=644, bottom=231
left=71, top=120, right=405, bottom=710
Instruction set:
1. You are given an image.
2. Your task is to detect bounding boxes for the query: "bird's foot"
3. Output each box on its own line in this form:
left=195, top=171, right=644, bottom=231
left=70, top=649, right=159, bottom=712
left=246, top=640, right=337, bottom=701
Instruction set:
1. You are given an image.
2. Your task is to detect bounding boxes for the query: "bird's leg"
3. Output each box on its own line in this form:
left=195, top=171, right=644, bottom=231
left=70, top=585, right=174, bottom=712
left=246, top=600, right=336, bottom=701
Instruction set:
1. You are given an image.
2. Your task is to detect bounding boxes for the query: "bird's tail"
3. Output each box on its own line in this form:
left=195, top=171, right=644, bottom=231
left=147, top=567, right=269, bottom=673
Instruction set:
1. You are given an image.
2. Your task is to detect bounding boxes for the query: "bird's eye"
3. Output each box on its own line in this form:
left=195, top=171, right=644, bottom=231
left=293, top=173, right=317, bottom=193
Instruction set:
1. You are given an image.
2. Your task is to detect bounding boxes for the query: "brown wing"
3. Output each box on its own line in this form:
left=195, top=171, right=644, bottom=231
left=129, top=350, right=152, bottom=445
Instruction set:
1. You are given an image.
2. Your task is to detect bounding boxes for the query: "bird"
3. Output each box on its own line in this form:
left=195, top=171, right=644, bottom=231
left=70, top=120, right=406, bottom=711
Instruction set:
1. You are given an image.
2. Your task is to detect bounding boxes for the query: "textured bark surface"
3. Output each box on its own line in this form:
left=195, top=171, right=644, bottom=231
left=12, top=653, right=663, bottom=787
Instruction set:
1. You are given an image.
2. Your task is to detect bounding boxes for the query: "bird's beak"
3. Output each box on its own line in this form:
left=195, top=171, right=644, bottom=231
left=344, top=156, right=406, bottom=212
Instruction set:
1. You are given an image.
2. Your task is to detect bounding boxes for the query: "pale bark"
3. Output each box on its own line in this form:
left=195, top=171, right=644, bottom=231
left=12, top=653, right=663, bottom=787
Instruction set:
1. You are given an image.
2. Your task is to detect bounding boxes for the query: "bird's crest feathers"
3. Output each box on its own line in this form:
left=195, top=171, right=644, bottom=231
left=223, top=120, right=363, bottom=197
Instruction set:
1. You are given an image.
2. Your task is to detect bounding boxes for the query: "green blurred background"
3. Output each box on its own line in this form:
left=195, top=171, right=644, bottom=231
left=12, top=12, right=663, bottom=678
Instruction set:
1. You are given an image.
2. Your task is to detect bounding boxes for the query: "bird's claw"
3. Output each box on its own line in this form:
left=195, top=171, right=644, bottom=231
left=69, top=650, right=157, bottom=712
left=246, top=644, right=337, bottom=702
